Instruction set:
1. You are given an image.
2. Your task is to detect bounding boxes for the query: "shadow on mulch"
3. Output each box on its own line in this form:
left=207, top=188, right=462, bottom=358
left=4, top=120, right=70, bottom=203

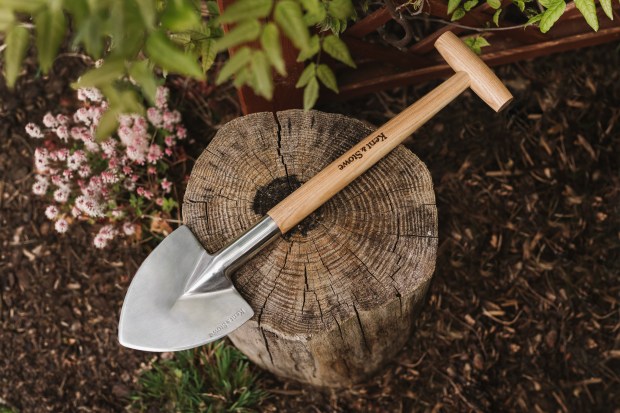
left=1, top=44, right=619, bottom=412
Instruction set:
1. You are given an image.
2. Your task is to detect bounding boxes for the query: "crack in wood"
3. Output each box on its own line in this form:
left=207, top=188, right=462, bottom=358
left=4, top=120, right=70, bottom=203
left=353, top=304, right=371, bottom=353
left=272, top=112, right=292, bottom=189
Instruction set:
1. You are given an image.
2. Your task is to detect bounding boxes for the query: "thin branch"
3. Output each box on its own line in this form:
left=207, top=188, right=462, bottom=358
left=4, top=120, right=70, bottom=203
left=404, top=14, right=532, bottom=31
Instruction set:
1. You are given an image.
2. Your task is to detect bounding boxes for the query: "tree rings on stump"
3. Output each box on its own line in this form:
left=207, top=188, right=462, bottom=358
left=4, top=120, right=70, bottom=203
left=183, top=109, right=437, bottom=387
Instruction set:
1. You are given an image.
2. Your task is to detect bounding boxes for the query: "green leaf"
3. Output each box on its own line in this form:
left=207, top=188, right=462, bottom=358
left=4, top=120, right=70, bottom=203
left=303, top=76, right=319, bottom=110
left=486, top=0, right=501, bottom=9
left=0, top=9, right=14, bottom=31
left=161, top=0, right=201, bottom=31
left=526, top=14, right=542, bottom=26
left=574, top=0, right=599, bottom=31
left=327, top=0, right=355, bottom=20
left=322, top=34, right=355, bottom=67
left=129, top=60, right=159, bottom=104
left=72, top=12, right=104, bottom=59
left=34, top=7, right=66, bottom=73
left=213, top=19, right=261, bottom=52
left=316, top=63, right=338, bottom=93
left=464, top=35, right=490, bottom=54
left=447, top=0, right=462, bottom=14
left=539, top=0, right=565, bottom=33
left=600, top=0, right=613, bottom=19
left=251, top=51, right=273, bottom=99
left=216, top=46, right=252, bottom=84
left=301, top=0, right=327, bottom=25
left=205, top=1, right=220, bottom=16
left=75, top=59, right=126, bottom=88
left=463, top=0, right=479, bottom=11
left=218, top=0, right=273, bottom=24
left=0, top=0, right=46, bottom=13
left=274, top=1, right=311, bottom=52
left=512, top=0, right=525, bottom=12
left=95, top=108, right=120, bottom=141
left=200, top=39, right=217, bottom=73
left=145, top=30, right=205, bottom=79
left=295, top=62, right=315, bottom=88
left=109, top=0, right=145, bottom=59
left=135, top=0, right=157, bottom=29
left=493, top=8, right=502, bottom=26
left=260, top=23, right=286, bottom=76
left=451, top=7, right=466, bottom=20
left=233, top=66, right=250, bottom=87
left=4, top=25, right=29, bottom=89
left=296, top=34, right=319, bottom=61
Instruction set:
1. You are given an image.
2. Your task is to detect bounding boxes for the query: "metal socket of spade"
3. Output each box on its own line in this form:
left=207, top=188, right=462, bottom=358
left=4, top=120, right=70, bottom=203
left=118, top=31, right=513, bottom=352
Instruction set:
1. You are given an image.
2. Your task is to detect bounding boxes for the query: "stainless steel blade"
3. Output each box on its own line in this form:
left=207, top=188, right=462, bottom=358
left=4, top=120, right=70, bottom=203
left=118, top=226, right=254, bottom=351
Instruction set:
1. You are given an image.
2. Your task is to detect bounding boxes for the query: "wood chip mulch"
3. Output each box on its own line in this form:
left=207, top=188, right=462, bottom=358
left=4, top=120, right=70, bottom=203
left=1, top=45, right=618, bottom=412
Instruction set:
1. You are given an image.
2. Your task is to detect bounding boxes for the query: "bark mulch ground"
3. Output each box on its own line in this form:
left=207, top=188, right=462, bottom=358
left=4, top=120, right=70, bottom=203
left=1, top=45, right=618, bottom=412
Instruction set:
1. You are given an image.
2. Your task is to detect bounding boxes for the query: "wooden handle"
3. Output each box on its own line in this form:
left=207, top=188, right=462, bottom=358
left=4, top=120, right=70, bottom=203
left=435, top=32, right=513, bottom=112
left=267, top=72, right=470, bottom=233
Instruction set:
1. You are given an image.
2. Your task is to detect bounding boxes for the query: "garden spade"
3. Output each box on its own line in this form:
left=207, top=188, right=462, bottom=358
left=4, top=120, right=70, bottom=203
left=119, top=31, right=513, bottom=352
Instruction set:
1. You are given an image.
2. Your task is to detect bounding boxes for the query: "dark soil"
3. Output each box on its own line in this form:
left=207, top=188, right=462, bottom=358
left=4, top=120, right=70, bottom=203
left=1, top=44, right=619, bottom=412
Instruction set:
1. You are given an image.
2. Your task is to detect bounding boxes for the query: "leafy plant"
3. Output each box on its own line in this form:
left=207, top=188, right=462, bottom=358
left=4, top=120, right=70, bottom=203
left=446, top=0, right=616, bottom=34
left=0, top=0, right=358, bottom=137
left=26, top=85, right=185, bottom=248
left=131, top=341, right=267, bottom=412
left=213, top=0, right=357, bottom=109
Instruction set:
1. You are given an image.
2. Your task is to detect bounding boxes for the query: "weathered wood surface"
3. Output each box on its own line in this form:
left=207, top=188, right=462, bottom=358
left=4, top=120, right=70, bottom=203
left=183, top=109, right=437, bottom=387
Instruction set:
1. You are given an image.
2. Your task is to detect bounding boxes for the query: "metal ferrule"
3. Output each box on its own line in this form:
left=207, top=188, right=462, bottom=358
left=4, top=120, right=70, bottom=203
left=215, top=215, right=281, bottom=274
left=183, top=215, right=281, bottom=296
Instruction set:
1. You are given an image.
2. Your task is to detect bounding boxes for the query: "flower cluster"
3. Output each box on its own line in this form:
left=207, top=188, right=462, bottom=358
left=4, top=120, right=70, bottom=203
left=27, top=86, right=185, bottom=248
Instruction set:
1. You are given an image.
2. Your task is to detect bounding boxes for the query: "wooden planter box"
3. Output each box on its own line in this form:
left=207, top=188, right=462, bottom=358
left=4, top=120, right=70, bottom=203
left=220, top=0, right=620, bottom=113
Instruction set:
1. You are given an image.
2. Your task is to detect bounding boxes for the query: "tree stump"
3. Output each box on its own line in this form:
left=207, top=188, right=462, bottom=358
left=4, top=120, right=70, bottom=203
left=183, top=109, right=437, bottom=387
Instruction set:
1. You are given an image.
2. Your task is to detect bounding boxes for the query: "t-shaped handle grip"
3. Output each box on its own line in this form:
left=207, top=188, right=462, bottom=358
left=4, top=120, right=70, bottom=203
left=435, top=31, right=513, bottom=112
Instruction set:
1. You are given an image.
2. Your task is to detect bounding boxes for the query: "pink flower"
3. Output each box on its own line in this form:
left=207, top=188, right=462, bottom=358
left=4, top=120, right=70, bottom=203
left=123, top=179, right=136, bottom=191
left=147, top=144, right=163, bottom=164
left=55, top=125, right=69, bottom=141
left=176, top=126, right=187, bottom=140
left=146, top=108, right=163, bottom=128
left=165, top=148, right=173, bottom=156
left=74, top=107, right=92, bottom=125
left=161, top=178, right=172, bottom=193
left=51, top=175, right=64, bottom=186
left=63, top=169, right=74, bottom=180
left=34, top=147, right=49, bottom=171
left=156, top=198, right=164, bottom=206
left=26, top=123, right=44, bottom=139
left=77, top=87, right=103, bottom=102
left=132, top=116, right=148, bottom=135
left=55, top=148, right=69, bottom=161
left=122, top=222, right=136, bottom=236
left=53, top=187, right=70, bottom=203
left=101, top=171, right=119, bottom=184
left=55, top=218, right=69, bottom=233
left=78, top=165, right=91, bottom=178
left=122, top=165, right=132, bottom=175
left=67, top=150, right=86, bottom=170
left=75, top=195, right=104, bottom=217
left=155, top=86, right=169, bottom=109
left=147, top=166, right=156, bottom=174
left=56, top=114, right=70, bottom=126
left=93, top=235, right=107, bottom=248
left=45, top=205, right=59, bottom=220
left=101, top=139, right=117, bottom=157
left=43, top=113, right=58, bottom=128
left=32, top=180, right=48, bottom=195
left=162, top=110, right=181, bottom=130
left=136, top=187, right=153, bottom=200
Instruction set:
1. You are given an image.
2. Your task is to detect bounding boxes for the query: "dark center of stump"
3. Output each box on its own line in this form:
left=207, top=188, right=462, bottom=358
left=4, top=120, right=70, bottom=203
left=252, top=175, right=322, bottom=236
